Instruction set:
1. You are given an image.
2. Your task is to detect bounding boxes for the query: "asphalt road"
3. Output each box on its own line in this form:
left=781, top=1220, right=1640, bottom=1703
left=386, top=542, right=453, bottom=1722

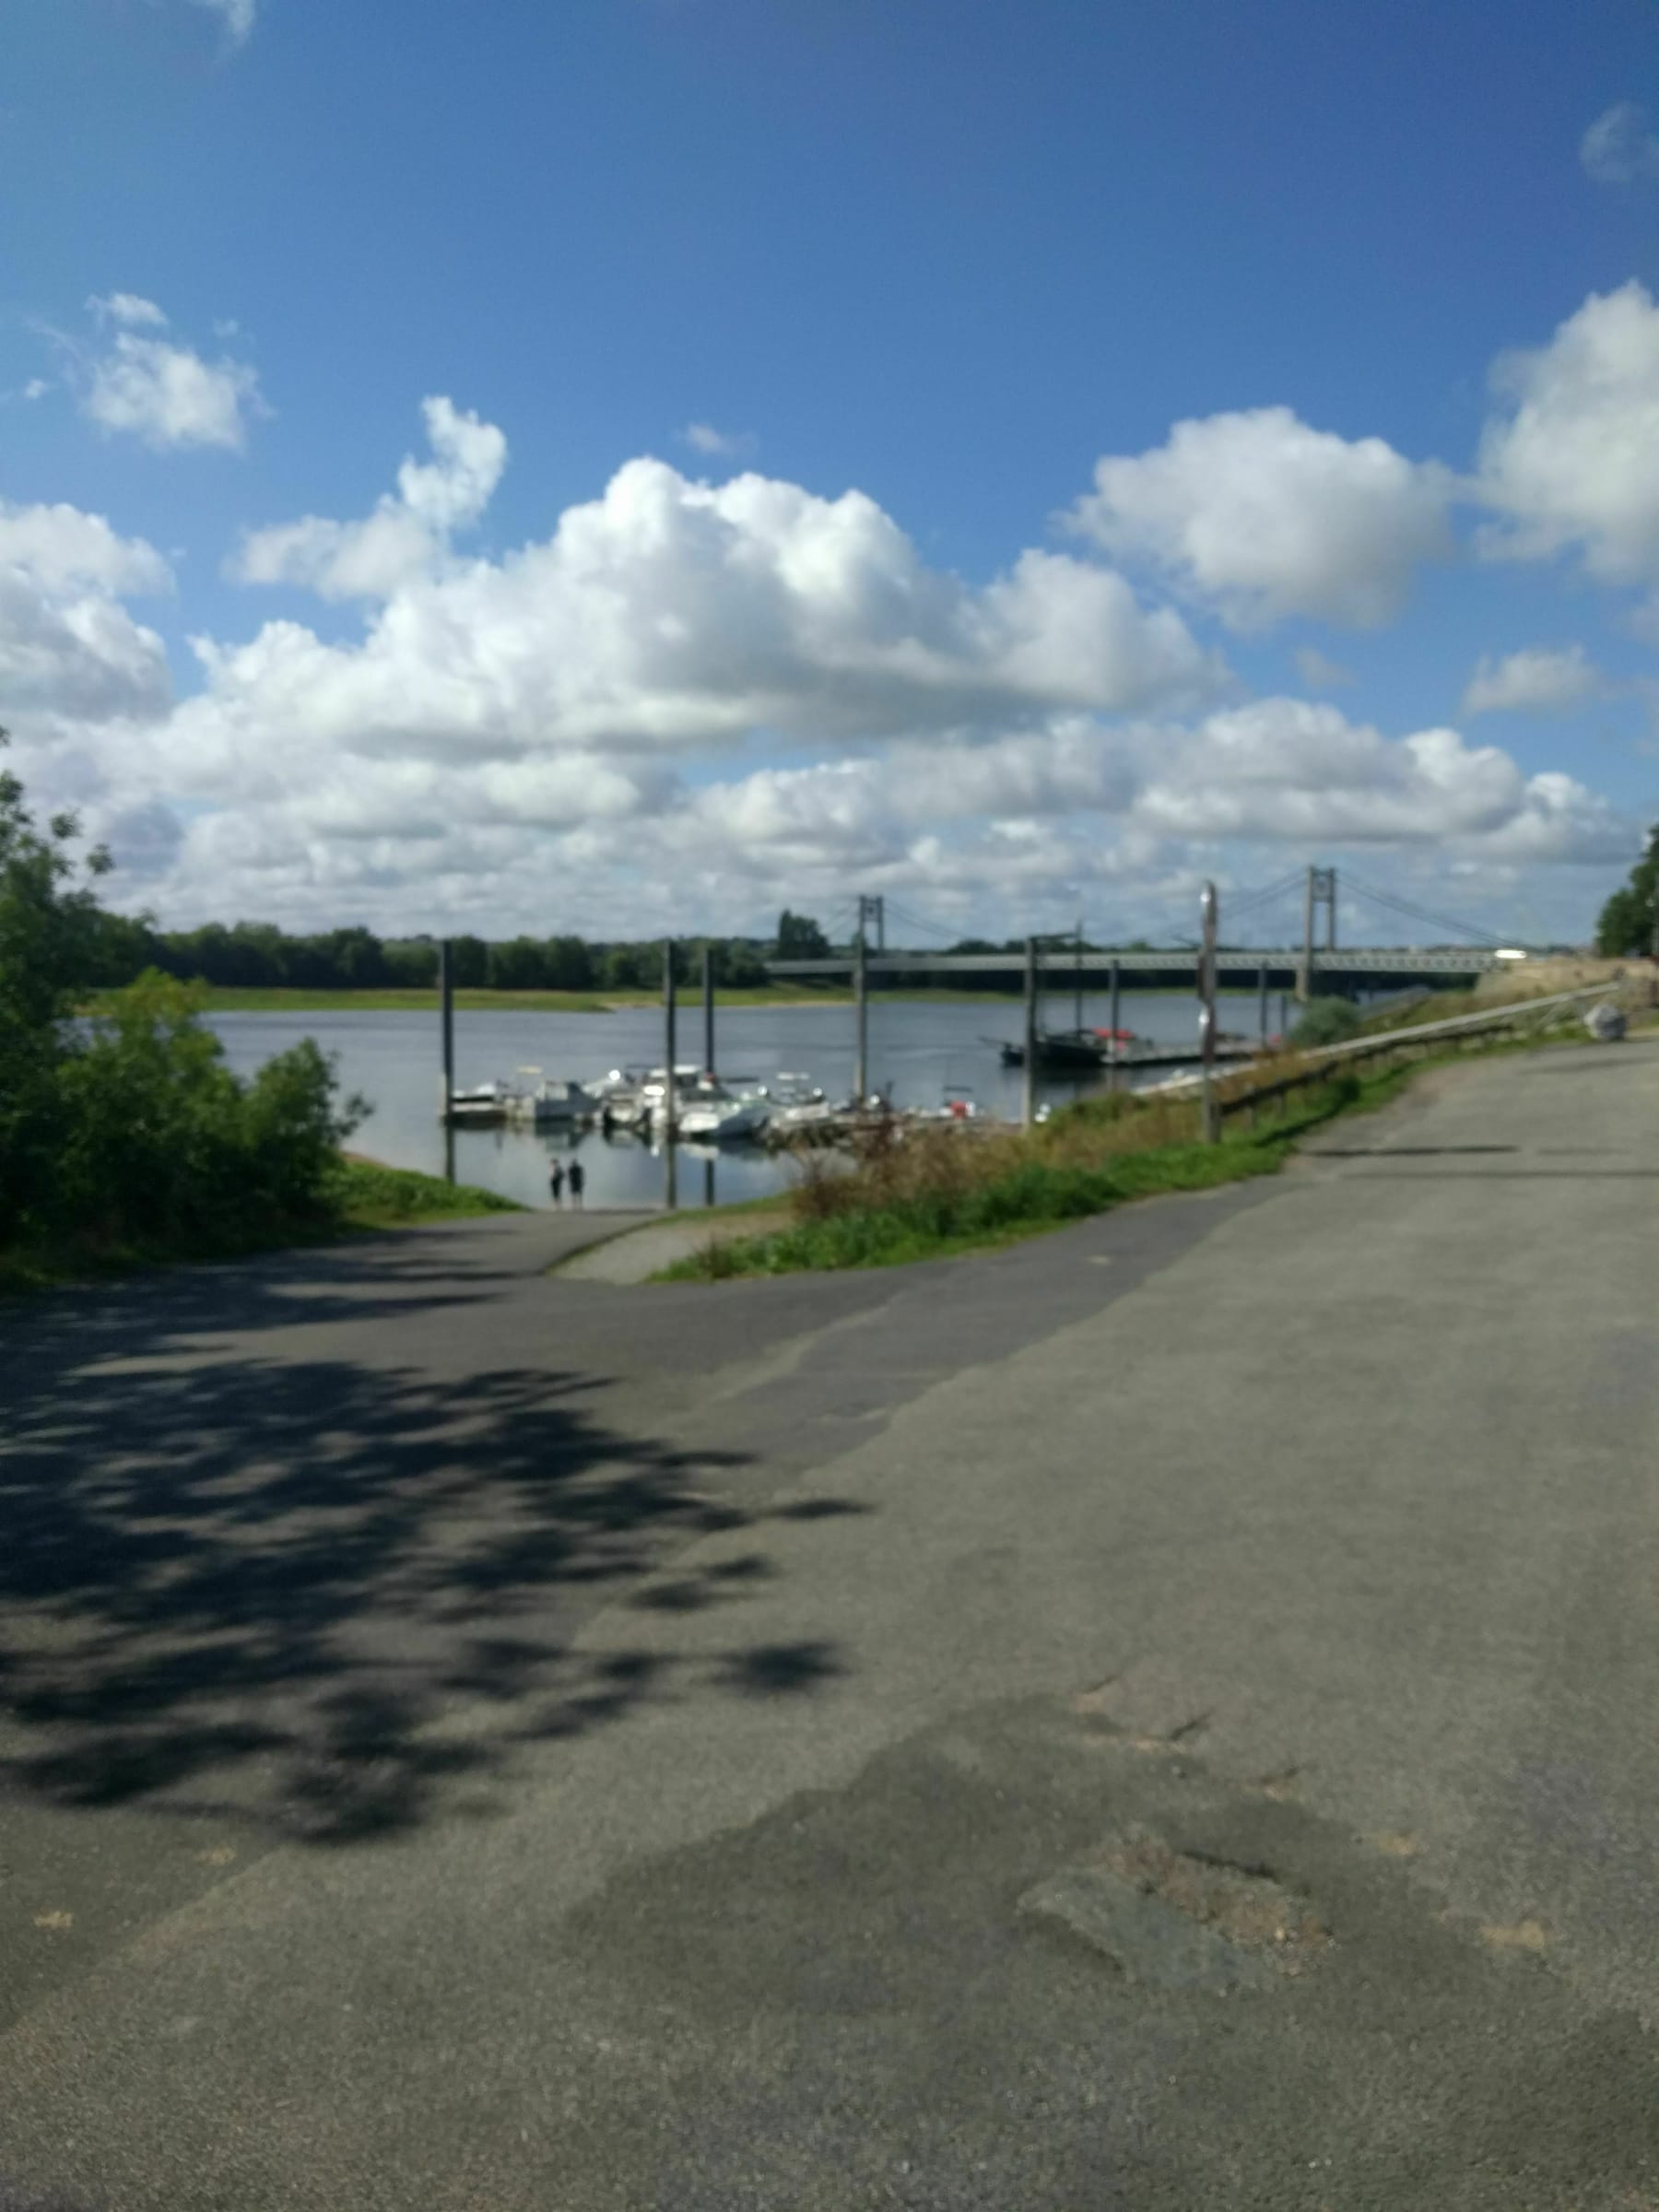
left=3, top=1038, right=1659, bottom=2209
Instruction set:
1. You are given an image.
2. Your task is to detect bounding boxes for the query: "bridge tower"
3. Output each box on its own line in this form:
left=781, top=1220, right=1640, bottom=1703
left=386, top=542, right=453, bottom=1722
left=1298, top=866, right=1337, bottom=1000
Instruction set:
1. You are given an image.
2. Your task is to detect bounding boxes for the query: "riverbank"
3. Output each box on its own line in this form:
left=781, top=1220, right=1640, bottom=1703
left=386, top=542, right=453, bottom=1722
left=653, top=1036, right=1559, bottom=1281
left=0, top=1157, right=522, bottom=1296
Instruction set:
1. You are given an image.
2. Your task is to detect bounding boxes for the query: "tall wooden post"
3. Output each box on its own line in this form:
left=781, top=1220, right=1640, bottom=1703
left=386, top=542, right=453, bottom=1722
left=1198, top=882, right=1220, bottom=1143
left=1258, top=961, right=1269, bottom=1042
left=701, top=943, right=715, bottom=1077
left=663, top=939, right=677, bottom=1212
left=1022, top=937, right=1039, bottom=1131
left=853, top=929, right=869, bottom=1107
left=1109, top=957, right=1122, bottom=1039
left=438, top=933, right=457, bottom=1168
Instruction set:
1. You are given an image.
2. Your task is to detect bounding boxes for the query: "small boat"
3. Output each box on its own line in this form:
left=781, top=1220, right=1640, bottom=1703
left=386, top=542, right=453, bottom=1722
left=917, top=1085, right=979, bottom=1123
left=625, top=1067, right=773, bottom=1140
left=501, top=1070, right=601, bottom=1125
left=675, top=1081, right=772, bottom=1140
left=998, top=1028, right=1135, bottom=1071
left=446, top=1078, right=515, bottom=1126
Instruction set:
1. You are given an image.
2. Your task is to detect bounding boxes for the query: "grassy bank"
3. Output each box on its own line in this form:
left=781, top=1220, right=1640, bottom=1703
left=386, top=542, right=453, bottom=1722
left=657, top=1055, right=1433, bottom=1281
left=0, top=1156, right=520, bottom=1295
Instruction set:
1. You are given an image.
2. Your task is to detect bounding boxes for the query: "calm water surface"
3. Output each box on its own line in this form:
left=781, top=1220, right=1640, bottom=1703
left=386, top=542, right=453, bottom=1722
left=209, top=989, right=1287, bottom=1212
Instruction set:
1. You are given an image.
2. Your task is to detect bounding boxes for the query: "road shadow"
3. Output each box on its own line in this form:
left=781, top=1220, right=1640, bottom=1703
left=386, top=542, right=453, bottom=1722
left=0, top=1331, right=856, bottom=1845
left=1, top=1228, right=536, bottom=1347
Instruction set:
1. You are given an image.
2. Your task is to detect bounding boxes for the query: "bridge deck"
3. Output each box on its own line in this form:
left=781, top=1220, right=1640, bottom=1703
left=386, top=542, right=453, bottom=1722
left=769, top=948, right=1502, bottom=978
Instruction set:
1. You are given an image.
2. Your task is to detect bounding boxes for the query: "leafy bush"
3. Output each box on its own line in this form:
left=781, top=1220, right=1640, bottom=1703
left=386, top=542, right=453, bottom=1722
left=0, top=737, right=366, bottom=1262
left=43, top=971, right=364, bottom=1251
left=1288, top=995, right=1366, bottom=1049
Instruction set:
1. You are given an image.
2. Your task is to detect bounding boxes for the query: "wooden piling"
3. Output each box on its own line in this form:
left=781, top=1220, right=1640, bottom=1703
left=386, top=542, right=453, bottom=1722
left=1023, top=937, right=1039, bottom=1131
left=854, top=930, right=869, bottom=1107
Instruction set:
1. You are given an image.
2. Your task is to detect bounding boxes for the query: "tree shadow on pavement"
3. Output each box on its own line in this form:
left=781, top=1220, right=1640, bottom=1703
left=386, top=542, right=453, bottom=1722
left=0, top=1335, right=856, bottom=1845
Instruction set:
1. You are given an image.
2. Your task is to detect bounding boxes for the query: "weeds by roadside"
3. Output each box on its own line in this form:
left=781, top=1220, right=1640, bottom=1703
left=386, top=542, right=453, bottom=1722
left=658, top=1066, right=1381, bottom=1280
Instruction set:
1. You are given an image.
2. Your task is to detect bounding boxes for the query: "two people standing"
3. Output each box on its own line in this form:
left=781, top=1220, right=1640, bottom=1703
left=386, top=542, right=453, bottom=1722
left=548, top=1156, right=585, bottom=1208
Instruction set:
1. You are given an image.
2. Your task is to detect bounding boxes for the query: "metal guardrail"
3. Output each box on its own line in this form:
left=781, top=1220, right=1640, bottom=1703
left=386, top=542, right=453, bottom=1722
left=1152, top=982, right=1622, bottom=1121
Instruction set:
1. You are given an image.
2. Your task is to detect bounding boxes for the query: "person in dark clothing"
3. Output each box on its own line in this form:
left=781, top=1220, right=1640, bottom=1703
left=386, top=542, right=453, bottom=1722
left=567, top=1158, right=585, bottom=1208
left=547, top=1158, right=565, bottom=1206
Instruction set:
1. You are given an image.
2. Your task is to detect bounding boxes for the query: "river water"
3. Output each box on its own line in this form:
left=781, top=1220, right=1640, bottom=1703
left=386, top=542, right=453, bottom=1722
left=209, top=987, right=1288, bottom=1212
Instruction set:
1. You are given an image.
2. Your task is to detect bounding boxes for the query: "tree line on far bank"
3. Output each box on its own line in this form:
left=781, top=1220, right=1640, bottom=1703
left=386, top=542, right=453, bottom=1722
left=78, top=911, right=832, bottom=994
left=65, top=834, right=1659, bottom=999
left=73, top=908, right=1168, bottom=994
left=76, top=909, right=1255, bottom=996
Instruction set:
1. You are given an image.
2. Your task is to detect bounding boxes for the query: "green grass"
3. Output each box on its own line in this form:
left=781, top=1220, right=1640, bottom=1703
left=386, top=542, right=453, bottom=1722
left=333, top=1158, right=524, bottom=1226
left=0, top=1156, right=522, bottom=1296
left=654, top=1054, right=1451, bottom=1282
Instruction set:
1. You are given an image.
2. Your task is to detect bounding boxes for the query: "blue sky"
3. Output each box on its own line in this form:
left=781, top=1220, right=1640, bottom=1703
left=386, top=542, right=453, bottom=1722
left=3, top=0, right=1658, bottom=945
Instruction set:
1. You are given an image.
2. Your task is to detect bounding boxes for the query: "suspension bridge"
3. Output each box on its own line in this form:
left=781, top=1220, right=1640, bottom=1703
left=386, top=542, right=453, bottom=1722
left=767, top=866, right=1536, bottom=990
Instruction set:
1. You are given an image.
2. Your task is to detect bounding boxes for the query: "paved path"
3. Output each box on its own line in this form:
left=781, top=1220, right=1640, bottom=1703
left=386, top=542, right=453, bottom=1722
left=3, top=1040, right=1659, bottom=2208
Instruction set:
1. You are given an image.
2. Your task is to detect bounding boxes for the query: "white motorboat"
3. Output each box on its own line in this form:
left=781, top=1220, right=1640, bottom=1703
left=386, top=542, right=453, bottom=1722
left=677, top=1092, right=771, bottom=1140
left=503, top=1074, right=601, bottom=1125
left=646, top=1070, right=771, bottom=1140
left=759, top=1072, right=834, bottom=1131
left=446, top=1078, right=515, bottom=1126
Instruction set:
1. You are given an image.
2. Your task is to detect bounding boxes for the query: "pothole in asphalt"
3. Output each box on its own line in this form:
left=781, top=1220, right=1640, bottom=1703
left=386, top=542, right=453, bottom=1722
left=1019, top=1824, right=1330, bottom=1993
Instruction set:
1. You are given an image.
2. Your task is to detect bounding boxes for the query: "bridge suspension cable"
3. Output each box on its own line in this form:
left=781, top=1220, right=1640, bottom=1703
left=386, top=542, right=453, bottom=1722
left=1337, top=872, right=1509, bottom=948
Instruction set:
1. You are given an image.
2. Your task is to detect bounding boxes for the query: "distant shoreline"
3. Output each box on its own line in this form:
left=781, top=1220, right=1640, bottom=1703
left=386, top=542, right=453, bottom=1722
left=83, top=982, right=1271, bottom=1016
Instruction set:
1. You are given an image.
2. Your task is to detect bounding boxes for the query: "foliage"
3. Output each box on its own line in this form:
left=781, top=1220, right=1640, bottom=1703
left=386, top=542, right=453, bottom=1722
left=335, top=1159, right=522, bottom=1223
left=80, top=910, right=779, bottom=996
left=660, top=1071, right=1372, bottom=1280
left=0, top=736, right=368, bottom=1266
left=1288, top=994, right=1366, bottom=1048
left=774, top=909, right=832, bottom=961
left=24, top=970, right=365, bottom=1253
left=1594, top=825, right=1658, bottom=956
left=0, top=745, right=114, bottom=1235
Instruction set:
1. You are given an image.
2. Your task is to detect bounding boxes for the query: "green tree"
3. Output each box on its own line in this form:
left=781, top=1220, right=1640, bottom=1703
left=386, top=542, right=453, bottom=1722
left=49, top=973, right=361, bottom=1248
left=0, top=734, right=364, bottom=1257
left=1595, top=826, right=1659, bottom=955
left=542, top=935, right=595, bottom=991
left=775, top=910, right=830, bottom=959
left=0, top=734, right=112, bottom=1237
left=382, top=937, right=441, bottom=988
left=448, top=934, right=489, bottom=987
left=600, top=943, right=655, bottom=990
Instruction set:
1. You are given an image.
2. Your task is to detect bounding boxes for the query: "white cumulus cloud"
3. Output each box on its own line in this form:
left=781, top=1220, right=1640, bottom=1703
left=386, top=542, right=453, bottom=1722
left=202, top=448, right=1221, bottom=782
left=1462, top=645, right=1602, bottom=717
left=185, top=0, right=257, bottom=46
left=0, top=500, right=172, bottom=734
left=1069, top=406, right=1452, bottom=629
left=1476, top=282, right=1659, bottom=585
left=233, top=397, right=508, bottom=599
left=88, top=293, right=171, bottom=330
left=1581, top=103, right=1659, bottom=186
left=78, top=297, right=265, bottom=453
left=680, top=422, right=757, bottom=459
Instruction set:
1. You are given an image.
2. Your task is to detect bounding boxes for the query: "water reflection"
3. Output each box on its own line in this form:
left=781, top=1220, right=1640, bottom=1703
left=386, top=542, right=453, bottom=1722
left=209, top=992, right=1237, bottom=1214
